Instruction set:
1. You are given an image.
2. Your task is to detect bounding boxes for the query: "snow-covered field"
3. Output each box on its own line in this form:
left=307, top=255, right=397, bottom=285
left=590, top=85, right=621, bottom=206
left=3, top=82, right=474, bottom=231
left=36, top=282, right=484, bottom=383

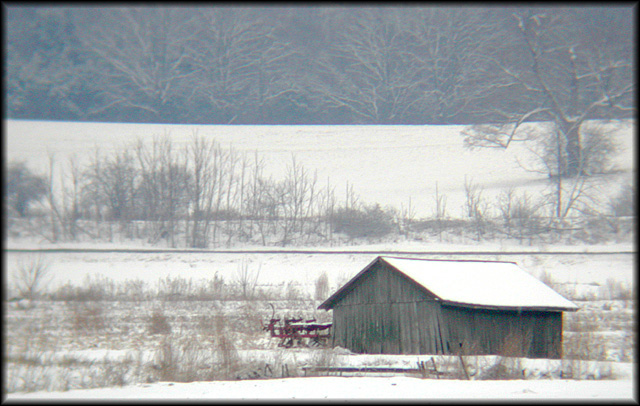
left=10, top=374, right=636, bottom=400
left=4, top=247, right=636, bottom=401
left=5, top=119, right=635, bottom=218
left=2, top=246, right=636, bottom=297
left=4, top=119, right=636, bottom=401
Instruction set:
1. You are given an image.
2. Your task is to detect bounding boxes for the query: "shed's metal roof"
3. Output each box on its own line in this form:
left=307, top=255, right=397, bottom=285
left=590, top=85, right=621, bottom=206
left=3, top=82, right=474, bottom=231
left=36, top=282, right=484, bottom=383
left=319, top=256, right=579, bottom=312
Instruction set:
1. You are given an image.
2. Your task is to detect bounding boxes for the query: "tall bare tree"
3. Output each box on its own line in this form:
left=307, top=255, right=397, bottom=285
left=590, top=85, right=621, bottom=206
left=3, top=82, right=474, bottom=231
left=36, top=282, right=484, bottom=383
left=188, top=8, right=298, bottom=123
left=76, top=7, right=200, bottom=122
left=405, top=7, right=509, bottom=124
left=463, top=7, right=634, bottom=177
left=313, top=8, right=427, bottom=123
left=186, top=134, right=218, bottom=248
left=135, top=136, right=189, bottom=246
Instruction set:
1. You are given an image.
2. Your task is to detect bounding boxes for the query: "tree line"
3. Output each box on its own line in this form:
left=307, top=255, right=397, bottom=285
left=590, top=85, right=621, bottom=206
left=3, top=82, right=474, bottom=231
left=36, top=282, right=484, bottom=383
left=7, top=134, right=389, bottom=247
left=5, top=130, right=634, bottom=248
left=6, top=6, right=634, bottom=128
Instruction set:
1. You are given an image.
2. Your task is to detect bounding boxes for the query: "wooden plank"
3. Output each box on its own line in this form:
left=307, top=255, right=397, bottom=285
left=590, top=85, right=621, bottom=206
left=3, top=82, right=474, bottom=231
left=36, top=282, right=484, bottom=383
left=303, top=366, right=423, bottom=374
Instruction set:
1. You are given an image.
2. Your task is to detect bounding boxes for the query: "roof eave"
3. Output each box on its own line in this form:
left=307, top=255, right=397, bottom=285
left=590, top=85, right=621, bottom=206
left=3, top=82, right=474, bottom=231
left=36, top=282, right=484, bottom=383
left=440, top=300, right=580, bottom=312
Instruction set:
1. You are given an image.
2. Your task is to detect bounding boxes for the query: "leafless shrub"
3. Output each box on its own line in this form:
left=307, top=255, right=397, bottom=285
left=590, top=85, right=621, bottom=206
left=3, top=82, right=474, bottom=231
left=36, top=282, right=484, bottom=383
left=152, top=337, right=179, bottom=382
left=608, top=183, right=635, bottom=217
left=157, top=276, right=192, bottom=301
left=560, top=358, right=614, bottom=380
left=50, top=274, right=116, bottom=301
left=538, top=270, right=559, bottom=291
left=118, top=279, right=148, bottom=301
left=304, top=348, right=338, bottom=377
left=601, top=278, right=633, bottom=300
left=12, top=254, right=52, bottom=300
left=148, top=308, right=172, bottom=335
left=463, top=177, right=489, bottom=241
left=478, top=358, right=523, bottom=380
left=239, top=302, right=263, bottom=336
left=314, top=272, right=329, bottom=300
left=478, top=332, right=530, bottom=380
left=94, top=356, right=132, bottom=387
left=196, top=273, right=226, bottom=300
left=151, top=335, right=210, bottom=383
left=329, top=203, right=395, bottom=240
left=212, top=313, right=240, bottom=380
left=234, top=260, right=261, bottom=300
left=286, top=281, right=303, bottom=300
left=70, top=302, right=106, bottom=334
left=497, top=188, right=545, bottom=243
left=563, top=315, right=607, bottom=361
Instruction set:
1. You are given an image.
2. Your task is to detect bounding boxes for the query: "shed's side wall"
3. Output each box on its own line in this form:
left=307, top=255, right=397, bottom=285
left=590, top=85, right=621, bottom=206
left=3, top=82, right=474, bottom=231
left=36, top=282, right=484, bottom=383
left=330, top=260, right=565, bottom=358
left=441, top=305, right=563, bottom=358
left=331, top=261, right=448, bottom=355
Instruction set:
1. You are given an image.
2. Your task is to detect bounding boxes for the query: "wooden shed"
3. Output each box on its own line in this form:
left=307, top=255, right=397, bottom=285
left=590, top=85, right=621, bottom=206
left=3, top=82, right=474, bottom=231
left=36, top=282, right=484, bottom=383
left=318, top=256, right=578, bottom=359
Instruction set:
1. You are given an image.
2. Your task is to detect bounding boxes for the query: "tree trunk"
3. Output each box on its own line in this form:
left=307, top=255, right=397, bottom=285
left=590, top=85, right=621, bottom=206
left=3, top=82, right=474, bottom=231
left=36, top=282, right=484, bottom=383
left=562, top=121, right=582, bottom=178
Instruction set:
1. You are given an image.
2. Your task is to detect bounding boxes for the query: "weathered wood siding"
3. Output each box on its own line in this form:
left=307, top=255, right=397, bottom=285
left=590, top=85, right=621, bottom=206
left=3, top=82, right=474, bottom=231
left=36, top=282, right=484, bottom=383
left=331, top=260, right=449, bottom=355
left=441, top=305, right=563, bottom=358
left=331, top=260, right=564, bottom=358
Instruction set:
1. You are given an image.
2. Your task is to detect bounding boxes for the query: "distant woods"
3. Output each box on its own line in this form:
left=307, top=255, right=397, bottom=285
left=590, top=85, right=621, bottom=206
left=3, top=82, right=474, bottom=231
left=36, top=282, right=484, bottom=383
left=5, top=6, right=634, bottom=126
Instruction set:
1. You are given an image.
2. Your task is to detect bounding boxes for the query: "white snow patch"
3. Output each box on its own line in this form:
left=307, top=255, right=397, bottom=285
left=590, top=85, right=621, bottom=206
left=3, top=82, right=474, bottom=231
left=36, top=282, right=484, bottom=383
left=381, top=257, right=578, bottom=310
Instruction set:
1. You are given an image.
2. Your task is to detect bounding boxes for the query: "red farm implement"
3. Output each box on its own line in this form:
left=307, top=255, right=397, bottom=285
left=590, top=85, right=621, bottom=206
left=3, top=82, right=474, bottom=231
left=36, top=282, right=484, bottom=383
left=263, top=304, right=332, bottom=348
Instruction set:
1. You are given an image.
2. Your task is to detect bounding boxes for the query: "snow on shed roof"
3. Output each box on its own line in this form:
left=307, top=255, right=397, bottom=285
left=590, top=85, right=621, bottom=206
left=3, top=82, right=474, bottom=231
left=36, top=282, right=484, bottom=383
left=380, top=257, right=578, bottom=311
left=319, top=256, right=578, bottom=311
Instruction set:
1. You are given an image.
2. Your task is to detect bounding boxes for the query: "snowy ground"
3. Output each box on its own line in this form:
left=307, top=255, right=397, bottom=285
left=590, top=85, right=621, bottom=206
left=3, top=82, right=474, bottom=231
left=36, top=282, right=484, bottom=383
left=3, top=242, right=635, bottom=297
left=7, top=374, right=636, bottom=400
left=3, top=245, right=636, bottom=401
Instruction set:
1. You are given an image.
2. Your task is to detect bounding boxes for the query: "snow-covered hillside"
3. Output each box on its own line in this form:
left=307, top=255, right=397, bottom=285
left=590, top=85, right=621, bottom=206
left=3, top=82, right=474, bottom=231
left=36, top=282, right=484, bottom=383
left=5, top=119, right=635, bottom=218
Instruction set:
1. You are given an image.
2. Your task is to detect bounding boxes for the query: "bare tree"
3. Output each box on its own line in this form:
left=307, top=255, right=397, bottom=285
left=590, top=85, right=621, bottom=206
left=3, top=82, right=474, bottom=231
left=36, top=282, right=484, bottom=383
left=76, top=7, right=200, bottom=122
left=188, top=8, right=298, bottom=123
left=405, top=7, right=509, bottom=124
left=398, top=197, right=416, bottom=236
left=322, top=178, right=338, bottom=243
left=85, top=147, right=137, bottom=238
left=60, top=155, right=84, bottom=240
left=13, top=254, right=51, bottom=300
left=313, top=8, right=427, bottom=123
left=6, top=8, right=90, bottom=120
left=45, top=152, right=64, bottom=242
left=314, top=272, right=329, bottom=301
left=244, top=151, right=267, bottom=244
left=186, top=134, right=217, bottom=248
left=5, top=161, right=47, bottom=218
left=274, top=155, right=319, bottom=246
left=463, top=176, right=489, bottom=241
left=234, top=259, right=261, bottom=300
left=497, top=187, right=545, bottom=243
left=463, top=7, right=633, bottom=177
left=433, top=181, right=448, bottom=242
left=135, top=135, right=190, bottom=246
left=608, top=183, right=635, bottom=218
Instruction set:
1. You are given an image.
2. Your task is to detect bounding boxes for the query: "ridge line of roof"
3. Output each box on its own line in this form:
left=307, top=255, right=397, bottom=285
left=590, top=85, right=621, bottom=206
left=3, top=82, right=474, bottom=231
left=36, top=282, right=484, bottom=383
left=379, top=256, right=518, bottom=265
